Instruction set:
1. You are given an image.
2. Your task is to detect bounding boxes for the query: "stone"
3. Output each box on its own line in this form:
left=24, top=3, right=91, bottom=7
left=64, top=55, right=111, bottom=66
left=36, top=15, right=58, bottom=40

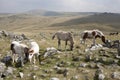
left=72, top=56, right=81, bottom=61
left=79, top=63, right=87, bottom=68
left=1, top=56, right=12, bottom=66
left=98, top=73, right=105, bottom=80
left=70, top=75, right=79, bottom=80
left=0, top=62, right=6, bottom=77
left=19, top=72, right=24, bottom=78
left=4, top=67, right=14, bottom=76
left=44, top=47, right=61, bottom=58
left=111, top=72, right=120, bottom=79
left=50, top=77, right=59, bottom=80
left=94, top=69, right=105, bottom=80
left=85, top=54, right=92, bottom=62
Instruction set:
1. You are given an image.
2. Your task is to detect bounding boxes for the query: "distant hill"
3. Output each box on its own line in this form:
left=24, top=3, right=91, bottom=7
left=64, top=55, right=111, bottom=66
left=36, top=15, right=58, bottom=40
left=24, top=9, right=63, bottom=16
left=0, top=10, right=120, bottom=33
left=23, top=9, right=96, bottom=16
left=51, top=12, right=120, bottom=31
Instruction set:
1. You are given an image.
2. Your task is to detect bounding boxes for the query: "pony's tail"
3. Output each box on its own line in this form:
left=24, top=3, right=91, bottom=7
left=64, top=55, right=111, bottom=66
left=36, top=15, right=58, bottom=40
left=52, top=33, right=56, bottom=40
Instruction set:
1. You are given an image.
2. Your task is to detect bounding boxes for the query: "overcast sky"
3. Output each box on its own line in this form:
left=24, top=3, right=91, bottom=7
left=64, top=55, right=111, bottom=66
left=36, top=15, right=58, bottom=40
left=0, top=0, right=120, bottom=13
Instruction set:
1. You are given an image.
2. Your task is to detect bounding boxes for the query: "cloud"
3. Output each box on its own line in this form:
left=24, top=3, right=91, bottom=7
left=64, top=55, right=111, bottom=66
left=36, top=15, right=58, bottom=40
left=0, top=0, right=120, bottom=13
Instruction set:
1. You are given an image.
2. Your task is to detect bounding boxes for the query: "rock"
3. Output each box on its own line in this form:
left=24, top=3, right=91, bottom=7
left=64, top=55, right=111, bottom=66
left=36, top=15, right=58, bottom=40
left=40, top=62, right=45, bottom=65
left=53, top=65, right=60, bottom=70
left=86, top=44, right=103, bottom=52
left=56, top=68, right=64, bottom=74
left=99, top=57, right=107, bottom=63
left=79, top=63, right=87, bottom=68
left=89, top=62, right=96, bottom=68
left=70, top=75, right=79, bottom=80
left=33, top=65, right=39, bottom=71
left=44, top=47, right=61, bottom=58
left=72, top=56, right=81, bottom=61
left=0, top=62, right=6, bottom=77
left=63, top=68, right=69, bottom=77
left=33, top=75, right=37, bottom=80
left=104, top=40, right=111, bottom=48
left=50, top=77, right=59, bottom=80
left=1, top=56, right=12, bottom=66
left=43, top=69, right=53, bottom=74
left=19, top=72, right=24, bottom=78
left=4, top=67, right=14, bottom=76
left=111, top=72, right=120, bottom=79
left=98, top=73, right=105, bottom=80
left=94, top=69, right=105, bottom=80
left=85, top=54, right=92, bottom=62
left=40, top=74, right=47, bottom=78
left=96, top=63, right=103, bottom=68
left=94, top=57, right=99, bottom=62
left=81, top=69, right=90, bottom=74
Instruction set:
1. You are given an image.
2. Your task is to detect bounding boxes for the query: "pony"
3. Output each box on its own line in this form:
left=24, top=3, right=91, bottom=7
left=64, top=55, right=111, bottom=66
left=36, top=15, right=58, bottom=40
left=52, top=31, right=74, bottom=51
left=80, top=29, right=106, bottom=45
left=28, top=41, right=40, bottom=64
left=10, top=41, right=29, bottom=66
left=109, top=32, right=119, bottom=36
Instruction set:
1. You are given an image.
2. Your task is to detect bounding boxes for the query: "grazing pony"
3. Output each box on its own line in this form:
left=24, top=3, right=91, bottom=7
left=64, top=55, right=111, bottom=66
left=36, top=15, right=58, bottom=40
left=28, top=41, right=40, bottom=64
left=109, top=32, right=119, bottom=36
left=52, top=31, right=74, bottom=51
left=10, top=41, right=29, bottom=66
left=80, top=29, right=106, bottom=45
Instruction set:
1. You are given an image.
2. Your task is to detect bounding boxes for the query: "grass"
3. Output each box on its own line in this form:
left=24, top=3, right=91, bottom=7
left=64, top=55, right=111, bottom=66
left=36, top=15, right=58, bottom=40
left=0, top=13, right=120, bottom=80
left=0, top=32, right=119, bottom=80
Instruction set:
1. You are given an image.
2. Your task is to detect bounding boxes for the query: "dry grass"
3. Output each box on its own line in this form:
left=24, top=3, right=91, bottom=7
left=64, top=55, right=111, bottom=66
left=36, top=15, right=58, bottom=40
left=0, top=13, right=120, bottom=80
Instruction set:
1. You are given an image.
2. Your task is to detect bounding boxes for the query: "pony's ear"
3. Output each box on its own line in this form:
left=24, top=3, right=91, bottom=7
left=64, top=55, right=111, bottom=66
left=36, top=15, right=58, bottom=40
left=29, top=50, right=34, bottom=53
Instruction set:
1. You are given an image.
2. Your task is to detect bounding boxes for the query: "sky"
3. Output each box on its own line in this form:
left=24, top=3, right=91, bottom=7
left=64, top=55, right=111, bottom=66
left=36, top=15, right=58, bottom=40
left=0, top=0, right=120, bottom=13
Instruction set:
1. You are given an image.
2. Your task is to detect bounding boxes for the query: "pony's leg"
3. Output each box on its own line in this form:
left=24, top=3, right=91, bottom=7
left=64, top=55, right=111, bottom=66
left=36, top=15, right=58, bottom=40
left=58, top=40, right=61, bottom=49
left=21, top=57, right=24, bottom=66
left=93, top=37, right=96, bottom=45
left=65, top=40, right=68, bottom=50
left=33, top=55, right=36, bottom=64
left=12, top=54, right=15, bottom=64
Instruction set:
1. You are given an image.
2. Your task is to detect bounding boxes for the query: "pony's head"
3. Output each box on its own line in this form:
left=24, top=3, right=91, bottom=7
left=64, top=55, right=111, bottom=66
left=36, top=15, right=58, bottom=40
left=101, top=36, right=106, bottom=43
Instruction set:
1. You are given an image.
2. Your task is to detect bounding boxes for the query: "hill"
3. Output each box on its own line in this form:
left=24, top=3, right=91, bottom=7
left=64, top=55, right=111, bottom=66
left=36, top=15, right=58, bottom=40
left=0, top=10, right=120, bottom=34
left=51, top=13, right=120, bottom=32
left=23, top=9, right=96, bottom=16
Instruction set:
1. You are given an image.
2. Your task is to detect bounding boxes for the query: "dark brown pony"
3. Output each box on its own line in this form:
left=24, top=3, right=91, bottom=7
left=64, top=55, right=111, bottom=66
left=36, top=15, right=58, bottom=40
left=109, top=32, right=119, bottom=36
left=52, top=31, right=74, bottom=51
left=80, top=29, right=106, bottom=45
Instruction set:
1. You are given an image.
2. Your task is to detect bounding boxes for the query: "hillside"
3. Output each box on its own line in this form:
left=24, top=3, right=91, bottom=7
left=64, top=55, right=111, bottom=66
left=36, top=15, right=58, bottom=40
left=0, top=11, right=120, bottom=34
left=51, top=13, right=120, bottom=32
left=23, top=9, right=96, bottom=16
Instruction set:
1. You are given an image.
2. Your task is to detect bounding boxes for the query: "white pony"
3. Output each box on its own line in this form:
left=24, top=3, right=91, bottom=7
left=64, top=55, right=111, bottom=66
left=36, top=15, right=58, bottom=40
left=28, top=41, right=40, bottom=64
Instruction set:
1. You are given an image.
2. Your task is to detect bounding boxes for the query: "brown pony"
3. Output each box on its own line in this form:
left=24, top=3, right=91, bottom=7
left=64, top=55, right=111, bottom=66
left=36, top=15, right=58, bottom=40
left=109, top=32, right=119, bottom=36
left=80, top=29, right=106, bottom=45
left=52, top=31, right=74, bottom=51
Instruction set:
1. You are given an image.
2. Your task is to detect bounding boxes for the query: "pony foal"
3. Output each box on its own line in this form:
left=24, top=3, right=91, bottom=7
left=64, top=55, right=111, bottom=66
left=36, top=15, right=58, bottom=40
left=28, top=41, right=40, bottom=64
